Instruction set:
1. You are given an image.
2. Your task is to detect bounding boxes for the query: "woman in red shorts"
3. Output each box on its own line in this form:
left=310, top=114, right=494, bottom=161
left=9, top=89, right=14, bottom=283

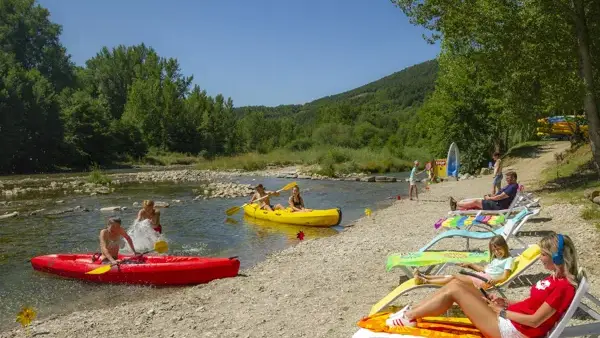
left=386, top=233, right=579, bottom=338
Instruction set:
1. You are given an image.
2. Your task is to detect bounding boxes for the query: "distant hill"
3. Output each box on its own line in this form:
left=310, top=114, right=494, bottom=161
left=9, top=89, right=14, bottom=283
left=234, top=59, right=439, bottom=123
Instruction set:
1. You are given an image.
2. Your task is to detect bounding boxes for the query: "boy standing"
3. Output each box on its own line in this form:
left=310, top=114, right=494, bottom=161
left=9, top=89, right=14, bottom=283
left=409, top=160, right=425, bottom=200
left=492, top=152, right=503, bottom=195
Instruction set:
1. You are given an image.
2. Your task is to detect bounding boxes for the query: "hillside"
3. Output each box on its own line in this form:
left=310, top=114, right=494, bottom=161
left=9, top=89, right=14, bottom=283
left=234, top=59, right=438, bottom=123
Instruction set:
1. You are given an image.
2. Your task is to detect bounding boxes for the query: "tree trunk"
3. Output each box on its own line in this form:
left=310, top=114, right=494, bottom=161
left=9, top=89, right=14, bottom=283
left=572, top=0, right=600, bottom=172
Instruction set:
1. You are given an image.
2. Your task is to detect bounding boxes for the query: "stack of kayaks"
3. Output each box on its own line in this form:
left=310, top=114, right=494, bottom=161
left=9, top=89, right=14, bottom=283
left=243, top=203, right=342, bottom=227
left=536, top=115, right=588, bottom=138
left=31, top=254, right=240, bottom=286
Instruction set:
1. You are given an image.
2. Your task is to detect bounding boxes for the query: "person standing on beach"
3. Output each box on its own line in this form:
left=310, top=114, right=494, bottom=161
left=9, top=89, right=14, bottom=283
left=492, top=152, right=503, bottom=195
left=409, top=160, right=426, bottom=201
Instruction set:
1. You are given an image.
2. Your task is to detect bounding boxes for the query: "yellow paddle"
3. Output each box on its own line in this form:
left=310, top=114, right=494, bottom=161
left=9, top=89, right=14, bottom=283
left=85, top=240, right=169, bottom=275
left=225, top=181, right=297, bottom=216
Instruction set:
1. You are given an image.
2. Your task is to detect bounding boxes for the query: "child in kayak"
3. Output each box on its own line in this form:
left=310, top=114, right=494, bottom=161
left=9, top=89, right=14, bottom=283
left=95, top=217, right=138, bottom=264
left=413, top=235, right=514, bottom=289
left=288, top=185, right=312, bottom=212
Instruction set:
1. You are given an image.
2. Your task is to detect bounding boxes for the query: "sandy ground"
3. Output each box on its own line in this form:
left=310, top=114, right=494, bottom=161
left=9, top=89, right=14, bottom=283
left=3, top=141, right=600, bottom=338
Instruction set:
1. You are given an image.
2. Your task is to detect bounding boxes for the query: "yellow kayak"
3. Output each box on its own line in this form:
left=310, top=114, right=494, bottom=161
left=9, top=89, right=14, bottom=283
left=243, top=203, right=342, bottom=227
left=243, top=215, right=338, bottom=239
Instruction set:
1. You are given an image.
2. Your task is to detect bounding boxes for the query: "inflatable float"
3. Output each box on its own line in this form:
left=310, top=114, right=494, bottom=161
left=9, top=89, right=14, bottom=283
left=243, top=203, right=341, bottom=227
left=31, top=253, right=240, bottom=285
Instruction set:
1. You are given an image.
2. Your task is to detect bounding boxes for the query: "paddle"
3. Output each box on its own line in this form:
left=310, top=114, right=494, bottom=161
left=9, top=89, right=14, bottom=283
left=85, top=240, right=169, bottom=275
left=225, top=181, right=297, bottom=216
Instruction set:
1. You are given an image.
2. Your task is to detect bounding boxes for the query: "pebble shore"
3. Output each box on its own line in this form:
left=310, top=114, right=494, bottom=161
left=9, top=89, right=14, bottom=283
left=2, top=142, right=599, bottom=338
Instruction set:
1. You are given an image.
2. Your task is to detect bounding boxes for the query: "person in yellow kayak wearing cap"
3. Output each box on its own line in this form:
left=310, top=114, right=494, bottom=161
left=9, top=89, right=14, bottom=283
left=250, top=184, right=284, bottom=211
left=409, top=160, right=426, bottom=201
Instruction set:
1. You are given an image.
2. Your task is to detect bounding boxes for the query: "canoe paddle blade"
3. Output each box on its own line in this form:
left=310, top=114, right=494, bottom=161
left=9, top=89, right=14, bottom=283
left=225, top=206, right=241, bottom=216
left=153, top=240, right=169, bottom=254
left=85, top=264, right=112, bottom=275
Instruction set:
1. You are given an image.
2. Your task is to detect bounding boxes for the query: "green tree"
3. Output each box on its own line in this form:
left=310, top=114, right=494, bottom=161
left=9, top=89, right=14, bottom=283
left=391, top=0, right=600, bottom=171
left=0, top=52, right=63, bottom=173
left=0, top=0, right=74, bottom=90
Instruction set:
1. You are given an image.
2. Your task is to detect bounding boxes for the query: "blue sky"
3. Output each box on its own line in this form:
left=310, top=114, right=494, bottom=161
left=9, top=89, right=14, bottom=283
left=39, top=0, right=439, bottom=107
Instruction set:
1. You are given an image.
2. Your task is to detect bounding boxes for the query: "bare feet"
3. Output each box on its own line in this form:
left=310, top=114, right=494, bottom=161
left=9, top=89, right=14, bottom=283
left=449, top=197, right=457, bottom=211
left=414, top=275, right=427, bottom=285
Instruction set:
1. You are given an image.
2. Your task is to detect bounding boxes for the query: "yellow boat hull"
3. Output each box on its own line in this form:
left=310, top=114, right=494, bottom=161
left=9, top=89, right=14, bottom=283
left=243, top=215, right=338, bottom=239
left=243, top=204, right=341, bottom=227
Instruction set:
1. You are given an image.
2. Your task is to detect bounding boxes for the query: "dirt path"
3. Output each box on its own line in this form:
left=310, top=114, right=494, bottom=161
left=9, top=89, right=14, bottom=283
left=2, top=141, right=598, bottom=338
left=504, top=141, right=571, bottom=188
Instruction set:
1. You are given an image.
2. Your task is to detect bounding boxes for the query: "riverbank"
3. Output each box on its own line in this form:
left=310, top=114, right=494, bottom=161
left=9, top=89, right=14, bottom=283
left=2, top=142, right=598, bottom=338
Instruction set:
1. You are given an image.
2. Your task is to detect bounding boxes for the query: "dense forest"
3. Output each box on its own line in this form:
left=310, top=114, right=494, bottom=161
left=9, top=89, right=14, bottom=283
left=389, top=0, right=600, bottom=173
left=234, top=60, right=438, bottom=155
left=4, top=0, right=599, bottom=176
left=0, top=0, right=439, bottom=175
left=0, top=0, right=239, bottom=174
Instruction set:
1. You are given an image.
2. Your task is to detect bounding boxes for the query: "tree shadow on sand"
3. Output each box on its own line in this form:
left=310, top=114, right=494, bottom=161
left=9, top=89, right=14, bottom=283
left=505, top=143, right=548, bottom=160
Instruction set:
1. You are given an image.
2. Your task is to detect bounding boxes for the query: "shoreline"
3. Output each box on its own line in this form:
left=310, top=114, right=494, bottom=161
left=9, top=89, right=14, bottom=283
left=3, top=142, right=599, bottom=338
left=0, top=166, right=416, bottom=218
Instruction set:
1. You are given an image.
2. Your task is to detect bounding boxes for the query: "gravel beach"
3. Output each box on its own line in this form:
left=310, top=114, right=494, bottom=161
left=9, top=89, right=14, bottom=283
left=3, top=142, right=599, bottom=338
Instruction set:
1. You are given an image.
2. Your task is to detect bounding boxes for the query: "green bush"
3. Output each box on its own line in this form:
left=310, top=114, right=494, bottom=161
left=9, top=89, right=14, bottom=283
left=286, top=138, right=314, bottom=152
left=87, top=164, right=112, bottom=185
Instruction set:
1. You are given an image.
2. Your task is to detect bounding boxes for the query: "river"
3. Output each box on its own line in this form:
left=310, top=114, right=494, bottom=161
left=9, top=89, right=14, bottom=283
left=0, top=172, right=420, bottom=330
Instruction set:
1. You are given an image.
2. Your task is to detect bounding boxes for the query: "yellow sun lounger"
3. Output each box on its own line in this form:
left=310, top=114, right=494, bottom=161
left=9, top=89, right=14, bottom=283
left=354, top=269, right=600, bottom=338
left=369, top=244, right=541, bottom=316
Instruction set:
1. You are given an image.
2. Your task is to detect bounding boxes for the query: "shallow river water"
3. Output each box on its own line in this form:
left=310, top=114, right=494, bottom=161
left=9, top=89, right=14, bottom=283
left=0, top=172, right=419, bottom=330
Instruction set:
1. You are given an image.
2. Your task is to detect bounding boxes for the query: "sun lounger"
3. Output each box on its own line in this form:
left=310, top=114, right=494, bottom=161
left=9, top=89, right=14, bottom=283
left=371, top=244, right=541, bottom=316
left=418, top=208, right=537, bottom=253
left=353, top=269, right=600, bottom=338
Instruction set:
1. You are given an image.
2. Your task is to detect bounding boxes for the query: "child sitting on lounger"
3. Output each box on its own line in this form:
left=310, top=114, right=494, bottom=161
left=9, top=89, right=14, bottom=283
left=414, top=235, right=513, bottom=289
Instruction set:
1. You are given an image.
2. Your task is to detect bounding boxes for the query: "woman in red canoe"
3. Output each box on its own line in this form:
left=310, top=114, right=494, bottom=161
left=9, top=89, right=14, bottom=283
left=136, top=199, right=162, bottom=234
left=95, top=217, right=138, bottom=264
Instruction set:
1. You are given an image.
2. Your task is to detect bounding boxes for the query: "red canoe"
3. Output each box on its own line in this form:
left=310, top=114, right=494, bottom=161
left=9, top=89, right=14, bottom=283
left=31, top=254, right=240, bottom=286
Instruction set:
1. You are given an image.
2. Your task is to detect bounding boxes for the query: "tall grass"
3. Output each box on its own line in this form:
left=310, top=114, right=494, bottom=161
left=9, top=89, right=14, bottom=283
left=540, top=144, right=595, bottom=183
left=195, top=146, right=432, bottom=176
left=134, top=148, right=201, bottom=166
left=87, top=164, right=112, bottom=185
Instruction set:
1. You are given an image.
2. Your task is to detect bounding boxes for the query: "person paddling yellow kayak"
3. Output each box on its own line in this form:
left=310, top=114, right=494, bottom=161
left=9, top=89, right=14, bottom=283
left=250, top=184, right=284, bottom=211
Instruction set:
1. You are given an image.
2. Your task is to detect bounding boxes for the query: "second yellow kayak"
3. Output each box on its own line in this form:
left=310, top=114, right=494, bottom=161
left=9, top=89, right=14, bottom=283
left=243, top=203, right=342, bottom=227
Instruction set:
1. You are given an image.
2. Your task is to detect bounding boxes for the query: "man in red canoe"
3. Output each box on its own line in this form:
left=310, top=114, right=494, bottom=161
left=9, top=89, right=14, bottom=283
left=94, top=217, right=138, bottom=264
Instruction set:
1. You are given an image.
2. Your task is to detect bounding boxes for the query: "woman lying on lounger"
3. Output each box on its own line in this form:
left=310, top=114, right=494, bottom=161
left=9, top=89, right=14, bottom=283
left=450, top=171, right=519, bottom=211
left=387, top=233, right=578, bottom=338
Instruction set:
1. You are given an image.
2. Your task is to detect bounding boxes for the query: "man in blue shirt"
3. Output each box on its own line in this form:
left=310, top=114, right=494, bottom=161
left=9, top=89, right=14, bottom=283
left=454, top=171, right=519, bottom=210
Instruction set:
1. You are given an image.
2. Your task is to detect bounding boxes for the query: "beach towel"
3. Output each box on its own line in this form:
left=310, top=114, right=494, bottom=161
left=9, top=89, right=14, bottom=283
left=357, top=312, right=483, bottom=338
left=434, top=214, right=505, bottom=229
